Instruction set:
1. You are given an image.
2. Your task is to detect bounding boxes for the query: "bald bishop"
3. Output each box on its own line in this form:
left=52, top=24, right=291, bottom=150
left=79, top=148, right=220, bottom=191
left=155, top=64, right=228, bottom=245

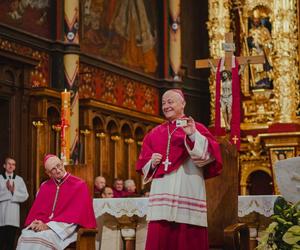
left=136, top=89, right=222, bottom=250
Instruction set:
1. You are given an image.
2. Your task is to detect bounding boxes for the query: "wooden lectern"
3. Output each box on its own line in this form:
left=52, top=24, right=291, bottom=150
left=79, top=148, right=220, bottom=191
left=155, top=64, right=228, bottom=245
left=206, top=138, right=249, bottom=249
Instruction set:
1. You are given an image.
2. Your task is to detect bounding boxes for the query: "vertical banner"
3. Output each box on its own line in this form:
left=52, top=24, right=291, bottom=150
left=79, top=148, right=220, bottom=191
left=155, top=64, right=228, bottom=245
left=64, top=54, right=79, bottom=164
left=169, top=0, right=181, bottom=81
left=64, top=0, right=79, bottom=43
left=64, top=0, right=79, bottom=164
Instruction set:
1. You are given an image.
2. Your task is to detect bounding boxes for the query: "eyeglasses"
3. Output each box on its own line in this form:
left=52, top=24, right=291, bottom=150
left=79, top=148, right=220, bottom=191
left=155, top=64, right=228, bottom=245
left=49, top=163, right=64, bottom=174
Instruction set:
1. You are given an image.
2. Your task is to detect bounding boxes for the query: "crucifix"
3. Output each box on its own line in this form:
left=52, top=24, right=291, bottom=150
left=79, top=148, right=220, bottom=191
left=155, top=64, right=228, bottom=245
left=195, top=32, right=265, bottom=71
left=195, top=32, right=265, bottom=148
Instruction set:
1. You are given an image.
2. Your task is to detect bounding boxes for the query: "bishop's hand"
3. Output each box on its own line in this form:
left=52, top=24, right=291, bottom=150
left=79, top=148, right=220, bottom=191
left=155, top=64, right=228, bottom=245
left=182, top=116, right=196, bottom=136
left=28, top=220, right=50, bottom=232
left=151, top=153, right=162, bottom=169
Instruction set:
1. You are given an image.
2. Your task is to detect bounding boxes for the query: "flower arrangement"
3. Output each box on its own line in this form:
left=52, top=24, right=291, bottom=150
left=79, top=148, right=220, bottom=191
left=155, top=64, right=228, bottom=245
left=257, top=197, right=300, bottom=250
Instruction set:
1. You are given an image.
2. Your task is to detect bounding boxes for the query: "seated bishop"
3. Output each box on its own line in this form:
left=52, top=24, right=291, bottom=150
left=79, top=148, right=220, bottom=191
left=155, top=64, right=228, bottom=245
left=17, top=154, right=97, bottom=250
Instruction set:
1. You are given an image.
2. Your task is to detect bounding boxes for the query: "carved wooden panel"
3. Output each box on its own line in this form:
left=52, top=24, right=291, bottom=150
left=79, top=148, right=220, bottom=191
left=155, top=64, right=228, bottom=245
left=206, top=140, right=239, bottom=247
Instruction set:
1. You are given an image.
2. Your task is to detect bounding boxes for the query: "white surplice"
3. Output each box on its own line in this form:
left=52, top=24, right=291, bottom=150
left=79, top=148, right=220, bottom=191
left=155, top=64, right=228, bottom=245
left=0, top=174, right=29, bottom=228
left=143, top=131, right=213, bottom=227
left=17, top=222, right=77, bottom=250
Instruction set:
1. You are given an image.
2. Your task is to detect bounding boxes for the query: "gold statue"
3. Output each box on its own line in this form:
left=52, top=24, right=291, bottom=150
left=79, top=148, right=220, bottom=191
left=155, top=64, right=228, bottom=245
left=247, top=6, right=273, bottom=89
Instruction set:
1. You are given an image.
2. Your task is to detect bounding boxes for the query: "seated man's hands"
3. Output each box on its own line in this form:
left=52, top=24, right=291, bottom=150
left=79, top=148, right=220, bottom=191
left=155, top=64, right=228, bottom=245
left=28, top=220, right=50, bottom=232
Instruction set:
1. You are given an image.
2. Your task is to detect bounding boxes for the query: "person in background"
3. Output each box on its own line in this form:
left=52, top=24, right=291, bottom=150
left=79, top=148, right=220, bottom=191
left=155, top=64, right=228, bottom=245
left=0, top=157, right=29, bottom=250
left=124, top=179, right=139, bottom=197
left=94, top=176, right=106, bottom=198
left=112, top=178, right=125, bottom=198
left=136, top=89, right=222, bottom=250
left=140, top=188, right=150, bottom=197
left=101, top=186, right=114, bottom=198
left=17, top=154, right=96, bottom=250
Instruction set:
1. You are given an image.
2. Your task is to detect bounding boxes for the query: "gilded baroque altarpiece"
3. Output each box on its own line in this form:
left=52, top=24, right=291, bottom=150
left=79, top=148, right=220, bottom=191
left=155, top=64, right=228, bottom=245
left=207, top=0, right=300, bottom=194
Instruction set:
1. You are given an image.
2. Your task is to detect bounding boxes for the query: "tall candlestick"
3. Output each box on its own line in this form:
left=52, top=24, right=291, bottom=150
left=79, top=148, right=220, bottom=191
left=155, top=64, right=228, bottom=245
left=61, top=89, right=70, bottom=165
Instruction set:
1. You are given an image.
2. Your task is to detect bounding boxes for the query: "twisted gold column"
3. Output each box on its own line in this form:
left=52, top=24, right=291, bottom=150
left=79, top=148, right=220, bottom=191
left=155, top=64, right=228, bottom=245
left=207, top=0, right=231, bottom=126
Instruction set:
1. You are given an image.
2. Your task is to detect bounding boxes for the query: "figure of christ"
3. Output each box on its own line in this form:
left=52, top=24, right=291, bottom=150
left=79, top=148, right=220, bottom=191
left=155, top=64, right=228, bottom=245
left=208, top=59, right=247, bottom=131
left=220, top=70, right=233, bottom=131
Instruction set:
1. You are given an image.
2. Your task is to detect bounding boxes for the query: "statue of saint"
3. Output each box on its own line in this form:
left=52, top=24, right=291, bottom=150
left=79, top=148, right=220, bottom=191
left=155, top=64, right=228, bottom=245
left=247, top=6, right=273, bottom=89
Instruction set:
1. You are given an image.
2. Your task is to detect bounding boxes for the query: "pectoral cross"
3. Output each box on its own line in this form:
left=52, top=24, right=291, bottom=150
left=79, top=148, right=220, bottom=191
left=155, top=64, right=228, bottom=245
left=162, top=158, right=171, bottom=171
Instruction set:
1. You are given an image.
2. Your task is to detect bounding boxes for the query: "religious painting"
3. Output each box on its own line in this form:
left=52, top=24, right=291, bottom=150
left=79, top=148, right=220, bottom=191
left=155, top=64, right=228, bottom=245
left=241, top=4, right=273, bottom=93
left=81, top=0, right=160, bottom=75
left=0, top=0, right=52, bottom=38
left=270, top=147, right=295, bottom=167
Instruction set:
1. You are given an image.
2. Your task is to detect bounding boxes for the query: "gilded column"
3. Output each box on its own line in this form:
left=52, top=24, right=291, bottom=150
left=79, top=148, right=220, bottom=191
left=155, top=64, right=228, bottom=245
left=272, top=0, right=299, bottom=123
left=96, top=132, right=106, bottom=175
left=125, top=138, right=135, bottom=179
left=111, top=135, right=121, bottom=179
left=169, top=0, right=182, bottom=81
left=64, top=0, right=80, bottom=164
left=33, top=121, right=44, bottom=191
left=207, top=0, right=231, bottom=125
left=80, top=129, right=91, bottom=164
left=52, top=125, right=61, bottom=156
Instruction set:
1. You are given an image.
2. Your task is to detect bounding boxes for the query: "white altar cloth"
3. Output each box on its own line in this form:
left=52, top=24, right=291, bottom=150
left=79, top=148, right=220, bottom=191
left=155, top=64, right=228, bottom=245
left=93, top=197, right=149, bottom=218
left=93, top=198, right=149, bottom=250
left=238, top=195, right=281, bottom=217
left=93, top=196, right=282, bottom=249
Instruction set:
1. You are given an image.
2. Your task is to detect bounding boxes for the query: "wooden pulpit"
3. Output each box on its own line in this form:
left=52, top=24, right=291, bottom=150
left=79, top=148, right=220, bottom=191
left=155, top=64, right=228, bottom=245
left=206, top=138, right=248, bottom=249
